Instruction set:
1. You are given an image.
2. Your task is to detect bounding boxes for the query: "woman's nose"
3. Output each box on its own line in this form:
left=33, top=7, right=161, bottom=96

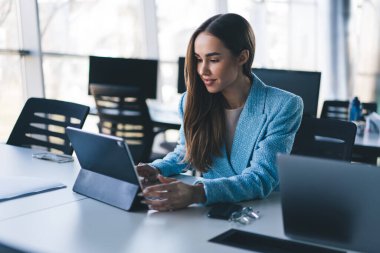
left=199, top=62, right=210, bottom=75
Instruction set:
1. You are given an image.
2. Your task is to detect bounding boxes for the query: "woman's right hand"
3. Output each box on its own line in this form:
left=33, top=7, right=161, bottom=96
left=136, top=163, right=160, bottom=187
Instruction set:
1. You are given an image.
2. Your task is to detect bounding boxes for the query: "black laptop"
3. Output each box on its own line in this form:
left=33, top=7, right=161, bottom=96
left=66, top=127, right=147, bottom=211
left=277, top=154, right=380, bottom=253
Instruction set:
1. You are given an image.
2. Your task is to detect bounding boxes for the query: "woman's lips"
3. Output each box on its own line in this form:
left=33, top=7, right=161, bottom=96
left=202, top=78, right=216, bottom=86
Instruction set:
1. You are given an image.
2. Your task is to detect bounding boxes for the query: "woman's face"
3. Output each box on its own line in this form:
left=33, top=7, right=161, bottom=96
left=194, top=32, right=243, bottom=94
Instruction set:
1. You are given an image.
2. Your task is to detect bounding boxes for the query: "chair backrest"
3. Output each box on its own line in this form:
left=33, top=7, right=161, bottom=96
left=90, top=84, right=154, bottom=164
left=321, top=100, right=377, bottom=121
left=253, top=68, right=321, bottom=118
left=320, top=100, right=349, bottom=121
left=291, top=117, right=357, bottom=161
left=7, top=98, right=90, bottom=155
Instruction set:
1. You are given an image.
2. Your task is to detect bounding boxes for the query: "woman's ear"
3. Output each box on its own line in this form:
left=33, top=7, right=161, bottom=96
left=238, top=49, right=249, bottom=66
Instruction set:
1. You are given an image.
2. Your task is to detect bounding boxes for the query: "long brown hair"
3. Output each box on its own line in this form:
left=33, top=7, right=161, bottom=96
left=183, top=13, right=256, bottom=172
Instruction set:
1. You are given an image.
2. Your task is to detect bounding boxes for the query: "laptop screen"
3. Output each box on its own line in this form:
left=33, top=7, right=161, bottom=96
left=277, top=154, right=380, bottom=253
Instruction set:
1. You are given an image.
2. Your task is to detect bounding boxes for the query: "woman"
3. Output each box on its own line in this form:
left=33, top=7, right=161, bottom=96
left=138, top=13, right=303, bottom=211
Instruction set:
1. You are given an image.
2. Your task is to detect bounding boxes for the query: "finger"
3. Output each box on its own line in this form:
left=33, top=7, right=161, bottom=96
left=143, top=198, right=171, bottom=209
left=147, top=200, right=174, bottom=212
left=143, top=198, right=167, bottom=206
left=136, top=166, right=148, bottom=176
left=157, top=175, right=178, bottom=184
left=143, top=190, right=170, bottom=200
left=147, top=205, right=170, bottom=212
left=143, top=183, right=176, bottom=194
left=151, top=205, right=174, bottom=212
left=137, top=166, right=156, bottom=178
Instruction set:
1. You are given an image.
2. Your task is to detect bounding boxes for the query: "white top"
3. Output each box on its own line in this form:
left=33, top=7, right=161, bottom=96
left=225, top=106, right=244, bottom=155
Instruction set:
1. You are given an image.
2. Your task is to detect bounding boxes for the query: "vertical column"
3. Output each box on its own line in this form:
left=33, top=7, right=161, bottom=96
left=375, top=1, right=380, bottom=112
left=142, top=0, right=159, bottom=59
left=142, top=0, right=160, bottom=100
left=330, top=0, right=349, bottom=99
left=16, top=0, right=45, bottom=99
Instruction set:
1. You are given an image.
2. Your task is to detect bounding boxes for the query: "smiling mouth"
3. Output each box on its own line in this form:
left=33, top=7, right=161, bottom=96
left=202, top=79, right=216, bottom=85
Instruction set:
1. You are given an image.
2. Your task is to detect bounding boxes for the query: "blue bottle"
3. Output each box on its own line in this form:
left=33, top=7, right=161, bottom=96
left=349, top=97, right=362, bottom=121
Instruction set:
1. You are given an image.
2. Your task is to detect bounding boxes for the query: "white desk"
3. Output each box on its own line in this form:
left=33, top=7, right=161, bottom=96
left=0, top=144, right=354, bottom=253
left=0, top=144, right=85, bottom=222
left=355, top=132, right=380, bottom=148
left=0, top=194, right=287, bottom=253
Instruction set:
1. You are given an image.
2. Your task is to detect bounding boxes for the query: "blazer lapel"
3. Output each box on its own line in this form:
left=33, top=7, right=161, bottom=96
left=208, top=144, right=237, bottom=178
left=230, top=76, right=268, bottom=174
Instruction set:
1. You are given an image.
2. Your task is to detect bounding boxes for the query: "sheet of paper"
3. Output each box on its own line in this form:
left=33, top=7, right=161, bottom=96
left=0, top=176, right=66, bottom=201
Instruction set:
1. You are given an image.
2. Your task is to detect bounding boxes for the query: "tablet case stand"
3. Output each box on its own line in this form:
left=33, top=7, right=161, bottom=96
left=73, top=168, right=146, bottom=211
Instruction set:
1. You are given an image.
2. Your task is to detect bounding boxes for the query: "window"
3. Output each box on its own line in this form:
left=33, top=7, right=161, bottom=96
left=228, top=0, right=318, bottom=70
left=349, top=0, right=380, bottom=103
left=43, top=56, right=90, bottom=105
left=228, top=0, right=331, bottom=114
left=155, top=0, right=218, bottom=101
left=38, top=0, right=144, bottom=57
left=0, top=0, right=23, bottom=141
left=38, top=0, right=144, bottom=105
left=156, top=0, right=218, bottom=61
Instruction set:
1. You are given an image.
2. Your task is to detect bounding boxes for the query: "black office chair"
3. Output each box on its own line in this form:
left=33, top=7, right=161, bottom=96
left=7, top=97, right=90, bottom=155
left=253, top=68, right=321, bottom=117
left=320, top=100, right=349, bottom=121
left=90, top=84, right=166, bottom=164
left=291, top=117, right=357, bottom=161
left=321, top=100, right=377, bottom=121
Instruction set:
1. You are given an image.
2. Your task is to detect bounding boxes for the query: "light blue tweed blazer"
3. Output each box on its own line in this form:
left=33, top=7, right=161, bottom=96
left=150, top=74, right=303, bottom=205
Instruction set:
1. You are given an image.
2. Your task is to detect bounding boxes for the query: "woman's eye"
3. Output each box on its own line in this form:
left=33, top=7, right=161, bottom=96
left=196, top=58, right=202, bottom=63
left=210, top=59, right=219, bottom=63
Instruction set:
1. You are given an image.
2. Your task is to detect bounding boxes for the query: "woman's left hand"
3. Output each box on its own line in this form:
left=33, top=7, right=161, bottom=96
left=142, top=175, right=205, bottom=211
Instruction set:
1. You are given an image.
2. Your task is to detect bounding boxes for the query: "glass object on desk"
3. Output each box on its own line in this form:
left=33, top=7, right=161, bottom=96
left=207, top=203, right=260, bottom=225
left=32, top=152, right=74, bottom=163
left=229, top=207, right=260, bottom=225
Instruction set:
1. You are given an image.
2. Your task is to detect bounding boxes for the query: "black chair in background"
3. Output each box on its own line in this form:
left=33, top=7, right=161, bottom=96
left=320, top=100, right=377, bottom=121
left=90, top=84, right=165, bottom=164
left=320, top=100, right=349, bottom=121
left=7, top=97, right=89, bottom=155
left=291, top=117, right=357, bottom=161
left=320, top=100, right=378, bottom=164
left=253, top=68, right=321, bottom=118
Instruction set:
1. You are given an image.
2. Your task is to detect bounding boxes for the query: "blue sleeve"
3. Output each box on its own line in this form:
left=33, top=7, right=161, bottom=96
left=198, top=96, right=303, bottom=205
left=149, top=93, right=188, bottom=176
